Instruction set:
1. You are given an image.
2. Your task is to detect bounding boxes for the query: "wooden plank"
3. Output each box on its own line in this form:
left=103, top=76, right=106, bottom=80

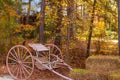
left=28, top=43, right=49, bottom=51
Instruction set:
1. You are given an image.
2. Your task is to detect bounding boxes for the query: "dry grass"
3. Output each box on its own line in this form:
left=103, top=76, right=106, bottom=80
left=69, top=69, right=108, bottom=80
left=108, top=71, right=120, bottom=80
left=69, top=69, right=87, bottom=80
left=86, top=56, right=120, bottom=73
left=70, top=56, right=120, bottom=80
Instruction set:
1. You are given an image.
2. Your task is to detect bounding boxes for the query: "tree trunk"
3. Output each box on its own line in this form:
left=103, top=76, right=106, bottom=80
left=65, top=0, right=75, bottom=62
left=39, top=0, right=45, bottom=44
left=67, top=0, right=75, bottom=38
left=86, top=0, right=97, bottom=58
left=118, top=0, right=120, bottom=56
left=26, top=0, right=32, bottom=24
left=54, top=2, right=63, bottom=48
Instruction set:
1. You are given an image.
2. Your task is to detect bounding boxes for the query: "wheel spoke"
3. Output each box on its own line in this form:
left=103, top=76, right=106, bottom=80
left=8, top=64, right=18, bottom=75
left=12, top=65, right=18, bottom=75
left=10, top=52, right=17, bottom=60
left=13, top=49, right=18, bottom=58
left=17, top=47, right=20, bottom=59
left=22, top=65, right=30, bottom=75
left=23, top=62, right=33, bottom=64
left=20, top=47, right=24, bottom=59
left=23, top=64, right=32, bottom=70
left=53, top=49, right=58, bottom=55
left=8, top=62, right=16, bottom=65
left=19, top=66, right=22, bottom=79
left=8, top=57, right=17, bottom=62
left=22, top=51, right=28, bottom=60
left=24, top=55, right=31, bottom=61
left=50, top=46, right=54, bottom=54
left=16, top=66, right=20, bottom=78
left=21, top=66, right=27, bottom=79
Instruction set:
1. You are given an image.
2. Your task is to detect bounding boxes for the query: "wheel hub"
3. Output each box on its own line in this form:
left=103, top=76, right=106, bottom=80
left=18, top=60, right=22, bottom=65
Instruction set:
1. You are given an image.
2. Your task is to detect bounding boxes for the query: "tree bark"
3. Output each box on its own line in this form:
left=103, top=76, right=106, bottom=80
left=67, top=0, right=75, bottom=38
left=54, top=2, right=63, bottom=48
left=118, top=0, right=120, bottom=56
left=26, top=0, right=32, bottom=24
left=86, top=0, right=97, bottom=58
left=65, top=0, right=75, bottom=62
left=39, top=0, right=45, bottom=44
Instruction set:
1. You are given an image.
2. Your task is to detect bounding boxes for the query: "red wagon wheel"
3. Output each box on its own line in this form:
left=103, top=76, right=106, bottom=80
left=6, top=45, right=34, bottom=80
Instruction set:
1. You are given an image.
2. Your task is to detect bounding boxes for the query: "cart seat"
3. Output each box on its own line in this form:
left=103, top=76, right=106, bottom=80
left=28, top=43, right=49, bottom=52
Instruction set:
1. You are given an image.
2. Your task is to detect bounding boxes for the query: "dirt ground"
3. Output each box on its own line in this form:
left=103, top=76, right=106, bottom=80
left=0, top=64, right=70, bottom=80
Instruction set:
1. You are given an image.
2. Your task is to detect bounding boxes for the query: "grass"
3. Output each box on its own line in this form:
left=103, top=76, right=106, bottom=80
left=69, top=69, right=87, bottom=80
left=110, top=73, right=120, bottom=78
left=71, top=69, right=87, bottom=74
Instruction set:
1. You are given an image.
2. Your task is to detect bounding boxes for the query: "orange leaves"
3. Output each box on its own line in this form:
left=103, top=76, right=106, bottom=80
left=9, top=9, right=16, bottom=17
left=21, top=24, right=35, bottom=31
left=15, top=24, right=35, bottom=36
left=15, top=29, right=21, bottom=33
left=45, top=31, right=51, bottom=35
left=2, top=1, right=17, bottom=17
left=36, top=13, right=41, bottom=20
left=14, top=24, right=36, bottom=38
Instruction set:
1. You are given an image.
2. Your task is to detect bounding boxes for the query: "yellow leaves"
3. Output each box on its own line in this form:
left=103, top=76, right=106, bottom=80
left=35, top=21, right=40, bottom=26
left=46, top=6, right=49, bottom=10
left=94, top=18, right=105, bottom=30
left=36, top=13, right=41, bottom=19
left=15, top=24, right=35, bottom=33
left=15, top=29, right=21, bottom=33
left=9, top=9, right=16, bottom=17
left=76, top=29, right=81, bottom=40
left=61, top=16, right=70, bottom=26
left=61, top=1, right=67, bottom=7
left=2, top=1, right=17, bottom=17
left=21, top=24, right=35, bottom=31
left=98, top=21, right=104, bottom=29
left=45, top=31, right=51, bottom=35
left=62, top=20, right=70, bottom=26
left=93, top=17, right=105, bottom=36
left=98, top=18, right=104, bottom=29
left=51, top=6, right=56, bottom=10
left=34, top=13, right=41, bottom=26
left=25, top=33, right=30, bottom=37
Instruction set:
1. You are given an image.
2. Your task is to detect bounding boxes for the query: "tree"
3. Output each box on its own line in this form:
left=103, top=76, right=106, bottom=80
left=52, top=1, right=63, bottom=48
left=39, top=0, right=45, bottom=43
left=118, top=0, right=120, bottom=56
left=26, top=0, right=32, bottom=24
left=0, top=0, right=22, bottom=56
left=86, top=0, right=97, bottom=57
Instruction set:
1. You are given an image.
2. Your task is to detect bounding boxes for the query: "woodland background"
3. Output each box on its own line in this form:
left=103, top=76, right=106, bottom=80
left=0, top=0, right=118, bottom=68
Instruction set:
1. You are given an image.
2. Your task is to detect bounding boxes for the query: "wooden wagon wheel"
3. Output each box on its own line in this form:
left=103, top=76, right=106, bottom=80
left=6, top=45, right=34, bottom=80
left=45, top=44, right=63, bottom=59
left=45, top=44, right=63, bottom=68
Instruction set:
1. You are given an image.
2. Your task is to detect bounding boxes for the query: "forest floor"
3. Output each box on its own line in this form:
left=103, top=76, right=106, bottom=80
left=0, top=63, right=70, bottom=80
left=0, top=40, right=118, bottom=80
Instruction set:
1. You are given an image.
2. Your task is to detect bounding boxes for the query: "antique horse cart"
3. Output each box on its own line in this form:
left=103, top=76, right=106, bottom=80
left=6, top=43, right=72, bottom=80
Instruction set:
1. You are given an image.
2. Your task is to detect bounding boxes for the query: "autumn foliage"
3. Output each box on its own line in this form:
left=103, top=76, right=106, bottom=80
left=0, top=0, right=118, bottom=67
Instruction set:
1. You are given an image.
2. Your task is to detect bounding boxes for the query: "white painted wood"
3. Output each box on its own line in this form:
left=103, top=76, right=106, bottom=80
left=33, top=56, right=73, bottom=80
left=28, top=43, right=49, bottom=51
